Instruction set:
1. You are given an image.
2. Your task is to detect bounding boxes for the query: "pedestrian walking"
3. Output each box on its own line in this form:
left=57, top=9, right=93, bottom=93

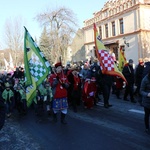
left=82, top=77, right=97, bottom=109
left=2, top=83, right=14, bottom=117
left=122, top=59, right=136, bottom=103
left=114, top=76, right=124, bottom=99
left=134, top=58, right=144, bottom=105
left=15, top=84, right=27, bottom=116
left=140, top=70, right=150, bottom=134
left=49, top=62, right=69, bottom=124
left=67, top=65, right=82, bottom=112
left=43, top=82, right=53, bottom=116
left=0, top=80, right=5, bottom=130
left=101, top=74, right=113, bottom=108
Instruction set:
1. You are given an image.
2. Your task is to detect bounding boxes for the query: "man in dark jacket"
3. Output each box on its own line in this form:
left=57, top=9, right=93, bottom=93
left=12, top=67, right=23, bottom=79
left=134, top=59, right=144, bottom=105
left=96, top=67, right=113, bottom=108
left=140, top=70, right=150, bottom=133
left=122, top=59, right=136, bottom=103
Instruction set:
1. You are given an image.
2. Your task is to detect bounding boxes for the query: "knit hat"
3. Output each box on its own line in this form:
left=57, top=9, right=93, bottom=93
left=55, top=62, right=62, bottom=68
left=129, top=59, right=133, bottom=63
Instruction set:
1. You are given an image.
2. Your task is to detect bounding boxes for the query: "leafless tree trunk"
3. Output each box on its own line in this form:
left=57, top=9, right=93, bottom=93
left=3, top=17, right=24, bottom=66
left=35, top=6, right=79, bottom=65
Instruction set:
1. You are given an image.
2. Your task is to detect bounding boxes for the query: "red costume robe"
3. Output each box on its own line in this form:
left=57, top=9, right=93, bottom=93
left=49, top=72, right=69, bottom=110
left=82, top=79, right=97, bottom=109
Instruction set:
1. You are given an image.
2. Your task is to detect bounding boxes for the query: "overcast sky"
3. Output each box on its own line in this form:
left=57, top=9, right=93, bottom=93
left=0, top=0, right=107, bottom=49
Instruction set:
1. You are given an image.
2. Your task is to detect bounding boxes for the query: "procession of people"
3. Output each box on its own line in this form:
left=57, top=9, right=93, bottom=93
left=0, top=56, right=150, bottom=135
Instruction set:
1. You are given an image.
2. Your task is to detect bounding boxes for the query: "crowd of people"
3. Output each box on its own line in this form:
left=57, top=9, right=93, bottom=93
left=0, top=57, right=150, bottom=134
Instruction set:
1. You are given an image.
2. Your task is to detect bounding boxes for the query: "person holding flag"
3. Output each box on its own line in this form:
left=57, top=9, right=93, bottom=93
left=93, top=23, right=127, bottom=108
left=24, top=27, right=51, bottom=108
left=49, top=62, right=69, bottom=124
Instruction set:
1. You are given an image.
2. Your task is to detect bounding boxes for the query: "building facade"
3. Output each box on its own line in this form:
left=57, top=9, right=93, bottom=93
left=83, top=0, right=150, bottom=64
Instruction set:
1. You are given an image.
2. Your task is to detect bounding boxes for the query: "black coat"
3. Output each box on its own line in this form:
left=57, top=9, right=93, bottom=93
left=12, top=70, right=23, bottom=79
left=122, top=65, right=134, bottom=84
left=135, top=64, right=144, bottom=86
left=142, top=61, right=150, bottom=79
left=0, top=93, right=5, bottom=130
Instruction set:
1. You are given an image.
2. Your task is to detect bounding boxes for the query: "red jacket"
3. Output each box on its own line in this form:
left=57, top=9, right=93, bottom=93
left=83, top=80, right=97, bottom=97
left=49, top=73, right=69, bottom=99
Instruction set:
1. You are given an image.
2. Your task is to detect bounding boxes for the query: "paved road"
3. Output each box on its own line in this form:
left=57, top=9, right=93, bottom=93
left=0, top=94, right=150, bottom=150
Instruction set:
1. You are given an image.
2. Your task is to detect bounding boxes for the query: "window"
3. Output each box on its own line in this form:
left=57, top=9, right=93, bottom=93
left=112, top=21, right=116, bottom=36
left=104, top=11, right=108, bottom=17
left=119, top=18, right=124, bottom=34
left=105, top=24, right=108, bottom=38
left=99, top=26, right=102, bottom=39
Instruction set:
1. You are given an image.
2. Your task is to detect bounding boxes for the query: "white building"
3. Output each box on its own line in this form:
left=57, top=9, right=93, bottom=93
left=83, top=0, right=150, bottom=64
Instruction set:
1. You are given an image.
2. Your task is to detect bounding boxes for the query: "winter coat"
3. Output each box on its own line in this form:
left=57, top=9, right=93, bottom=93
left=0, top=99, right=5, bottom=130
left=142, top=61, right=150, bottom=78
left=79, top=68, right=89, bottom=80
left=87, top=64, right=100, bottom=79
left=2, top=89, right=14, bottom=103
left=140, top=74, right=150, bottom=109
left=49, top=73, right=69, bottom=99
left=67, top=71, right=81, bottom=91
left=0, top=90, right=5, bottom=130
left=122, top=64, right=134, bottom=84
left=135, top=63, right=144, bottom=86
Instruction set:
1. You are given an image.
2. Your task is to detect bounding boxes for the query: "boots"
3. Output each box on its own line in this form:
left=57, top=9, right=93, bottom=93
left=52, top=113, right=57, bottom=123
left=61, top=113, right=67, bottom=124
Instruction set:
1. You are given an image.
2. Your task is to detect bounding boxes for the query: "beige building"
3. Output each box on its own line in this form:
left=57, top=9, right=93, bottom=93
left=83, top=0, right=150, bottom=64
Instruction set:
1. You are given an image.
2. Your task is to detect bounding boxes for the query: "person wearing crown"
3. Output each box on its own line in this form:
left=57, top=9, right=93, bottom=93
left=49, top=62, right=69, bottom=124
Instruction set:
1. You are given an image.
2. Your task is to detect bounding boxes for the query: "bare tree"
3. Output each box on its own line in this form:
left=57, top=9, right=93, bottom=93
left=35, top=6, right=79, bottom=65
left=3, top=17, right=24, bottom=66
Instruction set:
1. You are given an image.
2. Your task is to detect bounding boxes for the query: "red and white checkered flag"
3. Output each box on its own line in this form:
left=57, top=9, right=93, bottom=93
left=98, top=49, right=114, bottom=71
left=93, top=23, right=127, bottom=83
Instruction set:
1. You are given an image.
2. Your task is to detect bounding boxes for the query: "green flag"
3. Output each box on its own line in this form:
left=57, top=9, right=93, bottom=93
left=24, top=27, right=51, bottom=107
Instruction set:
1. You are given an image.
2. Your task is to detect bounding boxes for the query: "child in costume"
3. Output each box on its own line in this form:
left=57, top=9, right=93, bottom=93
left=15, top=84, right=27, bottom=115
left=2, top=83, right=14, bottom=117
left=49, top=62, right=69, bottom=124
left=82, top=77, right=97, bottom=109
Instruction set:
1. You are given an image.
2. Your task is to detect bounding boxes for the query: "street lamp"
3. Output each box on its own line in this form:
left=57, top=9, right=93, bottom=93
left=123, top=37, right=129, bottom=47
